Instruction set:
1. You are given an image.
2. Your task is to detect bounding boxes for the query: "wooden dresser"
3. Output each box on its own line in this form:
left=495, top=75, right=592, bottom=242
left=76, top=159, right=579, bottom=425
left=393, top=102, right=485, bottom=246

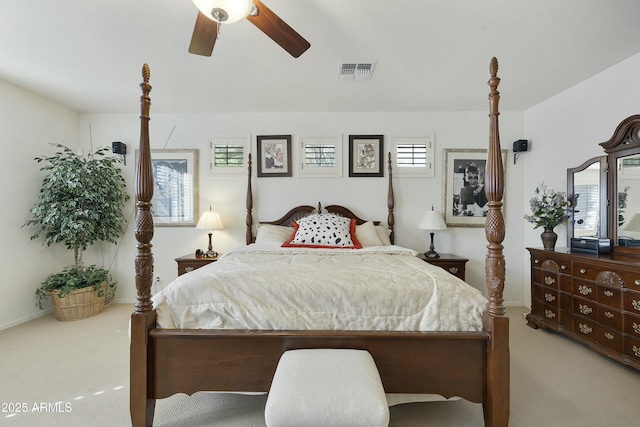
left=526, top=247, right=640, bottom=370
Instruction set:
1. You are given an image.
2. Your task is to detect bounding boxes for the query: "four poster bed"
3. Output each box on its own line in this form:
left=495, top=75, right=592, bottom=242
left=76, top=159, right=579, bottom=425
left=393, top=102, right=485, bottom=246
left=130, top=58, right=509, bottom=426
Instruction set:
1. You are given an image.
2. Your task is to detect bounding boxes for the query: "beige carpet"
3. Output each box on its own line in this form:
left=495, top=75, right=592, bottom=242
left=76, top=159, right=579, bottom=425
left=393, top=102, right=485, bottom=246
left=1, top=304, right=639, bottom=427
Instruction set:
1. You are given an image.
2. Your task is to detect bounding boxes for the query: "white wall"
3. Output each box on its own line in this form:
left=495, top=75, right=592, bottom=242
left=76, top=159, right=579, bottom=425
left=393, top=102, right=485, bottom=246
left=0, top=79, right=79, bottom=329
left=5, top=51, right=640, bottom=329
left=522, top=52, right=640, bottom=307
left=79, top=110, right=526, bottom=306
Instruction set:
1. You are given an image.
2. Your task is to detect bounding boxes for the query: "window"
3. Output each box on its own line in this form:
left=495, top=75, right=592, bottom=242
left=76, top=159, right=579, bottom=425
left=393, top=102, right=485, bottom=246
left=299, top=136, right=342, bottom=177
left=209, top=136, right=248, bottom=174
left=392, top=136, right=435, bottom=177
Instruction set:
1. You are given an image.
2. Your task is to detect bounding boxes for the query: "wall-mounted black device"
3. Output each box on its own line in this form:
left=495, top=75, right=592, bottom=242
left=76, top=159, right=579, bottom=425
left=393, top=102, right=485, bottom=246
left=112, top=141, right=127, bottom=165
left=513, top=139, right=528, bottom=152
left=512, top=139, right=528, bottom=164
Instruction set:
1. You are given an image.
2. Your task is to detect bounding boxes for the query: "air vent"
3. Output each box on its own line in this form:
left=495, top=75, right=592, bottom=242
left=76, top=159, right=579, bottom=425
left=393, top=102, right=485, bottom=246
left=338, top=62, right=376, bottom=81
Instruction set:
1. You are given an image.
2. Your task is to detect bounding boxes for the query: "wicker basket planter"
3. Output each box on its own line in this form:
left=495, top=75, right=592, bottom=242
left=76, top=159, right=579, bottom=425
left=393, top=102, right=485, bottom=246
left=49, top=282, right=107, bottom=321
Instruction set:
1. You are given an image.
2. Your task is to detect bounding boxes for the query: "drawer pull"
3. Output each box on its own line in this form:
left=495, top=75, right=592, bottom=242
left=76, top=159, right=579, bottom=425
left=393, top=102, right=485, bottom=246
left=578, top=285, right=592, bottom=296
left=185, top=267, right=194, bottom=273
left=534, top=259, right=540, bottom=264
left=633, top=323, right=640, bottom=334
left=603, top=290, right=614, bottom=297
left=604, top=332, right=614, bottom=340
left=578, top=323, right=593, bottom=335
left=578, top=304, right=592, bottom=315
left=545, top=309, right=556, bottom=319
left=636, top=279, right=640, bottom=286
left=545, top=293, right=556, bottom=303
left=633, top=300, right=640, bottom=312
left=561, top=265, right=567, bottom=270
left=633, top=346, right=640, bottom=358
left=449, top=267, right=459, bottom=274
left=545, top=277, right=556, bottom=286
left=604, top=311, right=614, bottom=319
left=580, top=268, right=587, bottom=274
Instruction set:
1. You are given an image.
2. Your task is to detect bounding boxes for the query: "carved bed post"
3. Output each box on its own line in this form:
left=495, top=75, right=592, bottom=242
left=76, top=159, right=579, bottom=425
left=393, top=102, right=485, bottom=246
left=134, top=63, right=154, bottom=314
left=387, top=152, right=395, bottom=244
left=482, top=57, right=509, bottom=427
left=131, top=63, right=157, bottom=427
left=246, top=153, right=253, bottom=245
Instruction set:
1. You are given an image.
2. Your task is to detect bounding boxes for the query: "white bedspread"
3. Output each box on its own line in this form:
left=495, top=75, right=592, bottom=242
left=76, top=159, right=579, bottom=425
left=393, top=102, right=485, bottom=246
left=153, top=245, right=488, bottom=331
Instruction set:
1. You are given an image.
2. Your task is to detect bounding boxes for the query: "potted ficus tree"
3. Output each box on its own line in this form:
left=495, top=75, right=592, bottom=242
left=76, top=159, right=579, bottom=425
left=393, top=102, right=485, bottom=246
left=24, top=143, right=129, bottom=320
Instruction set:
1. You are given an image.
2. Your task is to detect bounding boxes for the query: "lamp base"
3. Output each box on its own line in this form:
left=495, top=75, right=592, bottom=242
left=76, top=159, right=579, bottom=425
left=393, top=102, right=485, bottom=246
left=424, top=250, right=440, bottom=259
left=203, top=250, right=218, bottom=258
left=425, top=231, right=440, bottom=258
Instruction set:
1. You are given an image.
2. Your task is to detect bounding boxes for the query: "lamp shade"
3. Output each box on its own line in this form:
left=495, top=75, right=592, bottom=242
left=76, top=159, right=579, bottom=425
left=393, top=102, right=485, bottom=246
left=418, top=210, right=447, bottom=231
left=623, top=213, right=640, bottom=232
left=196, top=211, right=223, bottom=230
left=192, top=0, right=253, bottom=23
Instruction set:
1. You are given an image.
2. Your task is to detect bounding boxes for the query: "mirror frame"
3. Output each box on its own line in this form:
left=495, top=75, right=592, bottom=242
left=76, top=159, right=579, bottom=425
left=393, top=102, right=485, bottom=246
left=566, top=156, right=608, bottom=243
left=600, top=114, right=640, bottom=256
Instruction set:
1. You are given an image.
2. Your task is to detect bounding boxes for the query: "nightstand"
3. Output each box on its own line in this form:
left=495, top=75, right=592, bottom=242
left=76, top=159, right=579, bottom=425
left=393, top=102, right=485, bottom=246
left=416, top=253, right=468, bottom=280
left=175, top=253, right=219, bottom=276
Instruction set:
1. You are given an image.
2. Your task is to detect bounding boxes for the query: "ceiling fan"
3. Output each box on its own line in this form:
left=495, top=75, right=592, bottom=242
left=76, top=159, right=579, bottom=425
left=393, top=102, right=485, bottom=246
left=188, top=0, right=310, bottom=58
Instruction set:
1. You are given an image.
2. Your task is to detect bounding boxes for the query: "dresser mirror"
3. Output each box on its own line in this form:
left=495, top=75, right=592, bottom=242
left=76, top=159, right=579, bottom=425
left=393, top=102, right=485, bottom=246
left=616, top=153, right=640, bottom=247
left=566, top=156, right=608, bottom=241
left=599, top=114, right=640, bottom=255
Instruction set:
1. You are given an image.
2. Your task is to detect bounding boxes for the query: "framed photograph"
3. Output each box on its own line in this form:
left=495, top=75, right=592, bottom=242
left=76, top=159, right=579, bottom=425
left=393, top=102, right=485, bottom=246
left=443, top=148, right=507, bottom=227
left=144, top=149, right=199, bottom=227
left=349, top=135, right=384, bottom=177
left=257, top=135, right=292, bottom=177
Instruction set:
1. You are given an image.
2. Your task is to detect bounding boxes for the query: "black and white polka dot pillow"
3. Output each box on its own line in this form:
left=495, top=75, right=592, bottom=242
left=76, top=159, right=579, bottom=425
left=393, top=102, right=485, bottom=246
left=282, top=213, right=362, bottom=248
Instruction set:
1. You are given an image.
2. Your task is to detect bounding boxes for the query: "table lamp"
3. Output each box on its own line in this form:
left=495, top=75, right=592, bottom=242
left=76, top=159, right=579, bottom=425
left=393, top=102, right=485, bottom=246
left=196, top=207, right=223, bottom=257
left=418, top=208, right=447, bottom=258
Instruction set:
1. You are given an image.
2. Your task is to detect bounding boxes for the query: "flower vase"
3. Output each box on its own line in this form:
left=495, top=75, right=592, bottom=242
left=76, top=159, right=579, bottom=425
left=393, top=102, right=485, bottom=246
left=540, top=227, right=557, bottom=251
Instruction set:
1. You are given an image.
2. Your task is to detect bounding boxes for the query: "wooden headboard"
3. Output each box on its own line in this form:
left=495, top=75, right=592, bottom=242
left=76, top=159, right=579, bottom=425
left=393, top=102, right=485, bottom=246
left=245, top=154, right=395, bottom=245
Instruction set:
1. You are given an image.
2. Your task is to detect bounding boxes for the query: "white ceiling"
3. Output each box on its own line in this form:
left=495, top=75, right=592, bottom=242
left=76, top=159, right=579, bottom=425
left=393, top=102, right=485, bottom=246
left=2, top=0, right=640, bottom=114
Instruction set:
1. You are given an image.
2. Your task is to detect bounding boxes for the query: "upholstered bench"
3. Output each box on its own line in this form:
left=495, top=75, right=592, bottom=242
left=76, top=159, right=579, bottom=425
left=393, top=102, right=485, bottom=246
left=265, top=349, right=390, bottom=427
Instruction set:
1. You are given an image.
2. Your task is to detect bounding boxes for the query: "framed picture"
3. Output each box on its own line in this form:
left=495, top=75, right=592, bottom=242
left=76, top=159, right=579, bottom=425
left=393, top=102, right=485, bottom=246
left=443, top=148, right=507, bottom=227
left=349, top=135, right=384, bottom=177
left=144, top=149, right=199, bottom=227
left=257, top=135, right=292, bottom=177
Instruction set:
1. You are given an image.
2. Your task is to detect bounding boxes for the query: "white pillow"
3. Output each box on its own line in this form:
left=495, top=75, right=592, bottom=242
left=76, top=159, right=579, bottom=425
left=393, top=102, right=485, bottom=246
left=255, top=224, right=294, bottom=245
left=283, top=213, right=361, bottom=248
left=355, top=221, right=384, bottom=247
left=375, top=225, right=392, bottom=246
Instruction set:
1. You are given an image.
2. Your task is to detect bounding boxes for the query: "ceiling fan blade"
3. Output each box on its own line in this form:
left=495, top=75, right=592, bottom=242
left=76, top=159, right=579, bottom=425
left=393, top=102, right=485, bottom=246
left=188, top=12, right=219, bottom=56
left=246, top=1, right=310, bottom=58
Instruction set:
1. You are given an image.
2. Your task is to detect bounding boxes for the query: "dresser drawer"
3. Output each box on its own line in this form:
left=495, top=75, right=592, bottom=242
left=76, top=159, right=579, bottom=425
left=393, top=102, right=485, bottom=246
left=574, top=318, right=596, bottom=339
left=624, top=335, right=640, bottom=363
left=573, top=262, right=601, bottom=281
left=623, top=291, right=640, bottom=315
left=574, top=281, right=596, bottom=301
left=623, top=272, right=640, bottom=292
left=596, top=285, right=622, bottom=309
left=543, top=288, right=558, bottom=305
left=596, top=327, right=623, bottom=353
left=624, top=313, right=640, bottom=338
left=573, top=297, right=596, bottom=320
left=542, top=305, right=559, bottom=323
left=597, top=306, right=623, bottom=330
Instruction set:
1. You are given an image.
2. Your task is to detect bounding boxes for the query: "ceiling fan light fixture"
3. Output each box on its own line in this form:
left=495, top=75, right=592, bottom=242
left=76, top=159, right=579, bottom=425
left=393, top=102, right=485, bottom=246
left=192, top=0, right=253, bottom=23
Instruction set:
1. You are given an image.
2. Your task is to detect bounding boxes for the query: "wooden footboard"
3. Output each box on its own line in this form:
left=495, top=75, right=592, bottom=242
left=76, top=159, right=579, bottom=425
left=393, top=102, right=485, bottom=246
left=131, top=59, right=509, bottom=427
